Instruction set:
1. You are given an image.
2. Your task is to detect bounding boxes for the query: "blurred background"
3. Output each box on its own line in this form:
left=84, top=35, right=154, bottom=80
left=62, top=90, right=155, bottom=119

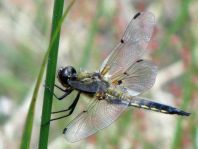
left=0, top=0, right=197, bottom=149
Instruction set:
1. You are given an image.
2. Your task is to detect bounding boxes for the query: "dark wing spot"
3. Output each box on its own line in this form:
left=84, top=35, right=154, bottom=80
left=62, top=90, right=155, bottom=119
left=121, top=39, right=124, bottom=43
left=133, top=12, right=141, bottom=19
left=124, top=72, right=129, bottom=76
left=118, top=80, right=122, bottom=85
left=136, top=59, right=143, bottom=63
left=63, top=128, right=67, bottom=134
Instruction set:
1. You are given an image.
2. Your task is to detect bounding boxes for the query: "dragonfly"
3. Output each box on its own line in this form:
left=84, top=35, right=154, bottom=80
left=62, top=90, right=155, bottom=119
left=51, top=12, right=190, bottom=142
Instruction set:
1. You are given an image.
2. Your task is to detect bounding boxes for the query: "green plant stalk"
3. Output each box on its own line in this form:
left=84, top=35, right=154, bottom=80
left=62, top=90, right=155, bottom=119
left=80, top=0, right=104, bottom=68
left=20, top=0, right=76, bottom=148
left=19, top=2, right=62, bottom=149
left=38, top=0, right=76, bottom=147
left=20, top=50, right=49, bottom=149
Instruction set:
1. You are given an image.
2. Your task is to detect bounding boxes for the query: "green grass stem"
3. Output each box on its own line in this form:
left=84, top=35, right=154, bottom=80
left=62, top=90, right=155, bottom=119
left=20, top=49, right=49, bottom=149
left=19, top=0, right=75, bottom=149
left=38, top=1, right=64, bottom=148
left=38, top=0, right=76, bottom=148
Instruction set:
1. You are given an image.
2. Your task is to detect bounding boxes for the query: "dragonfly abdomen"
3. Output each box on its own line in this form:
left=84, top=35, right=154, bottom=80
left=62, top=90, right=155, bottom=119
left=129, top=97, right=190, bottom=116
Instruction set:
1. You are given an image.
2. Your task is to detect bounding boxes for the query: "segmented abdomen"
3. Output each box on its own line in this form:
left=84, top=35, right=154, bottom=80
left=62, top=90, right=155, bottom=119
left=129, top=97, right=190, bottom=116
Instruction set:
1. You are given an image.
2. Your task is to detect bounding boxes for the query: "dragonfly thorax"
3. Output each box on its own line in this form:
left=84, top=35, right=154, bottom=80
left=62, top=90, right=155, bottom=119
left=57, top=66, right=77, bottom=87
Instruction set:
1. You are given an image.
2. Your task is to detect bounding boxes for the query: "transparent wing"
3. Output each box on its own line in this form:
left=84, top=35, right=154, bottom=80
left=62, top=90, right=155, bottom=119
left=63, top=97, right=129, bottom=142
left=112, top=60, right=157, bottom=96
left=100, top=12, right=155, bottom=79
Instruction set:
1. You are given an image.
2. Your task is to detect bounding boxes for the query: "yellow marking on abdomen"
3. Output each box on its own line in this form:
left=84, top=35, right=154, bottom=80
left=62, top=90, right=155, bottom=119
left=141, top=105, right=149, bottom=109
left=151, top=107, right=158, bottom=111
left=130, top=103, right=140, bottom=107
left=160, top=110, right=167, bottom=113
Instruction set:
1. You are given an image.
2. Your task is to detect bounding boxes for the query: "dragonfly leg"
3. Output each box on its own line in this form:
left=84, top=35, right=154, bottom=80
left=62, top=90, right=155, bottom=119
left=54, top=84, right=67, bottom=92
left=50, top=92, right=81, bottom=121
left=53, top=84, right=73, bottom=100
left=44, top=83, right=73, bottom=100
left=53, top=89, right=73, bottom=100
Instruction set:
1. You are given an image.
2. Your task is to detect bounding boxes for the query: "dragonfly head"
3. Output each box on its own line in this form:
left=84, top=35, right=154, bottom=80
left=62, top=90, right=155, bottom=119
left=57, top=66, right=77, bottom=87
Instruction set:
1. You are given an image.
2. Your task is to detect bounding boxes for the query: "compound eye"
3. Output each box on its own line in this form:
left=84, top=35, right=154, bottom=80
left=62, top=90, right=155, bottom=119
left=67, top=66, right=77, bottom=80
left=57, top=66, right=77, bottom=86
left=57, top=68, right=68, bottom=85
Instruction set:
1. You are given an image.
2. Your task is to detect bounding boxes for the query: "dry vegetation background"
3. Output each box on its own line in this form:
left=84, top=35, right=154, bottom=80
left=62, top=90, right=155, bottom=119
left=0, top=0, right=197, bottom=149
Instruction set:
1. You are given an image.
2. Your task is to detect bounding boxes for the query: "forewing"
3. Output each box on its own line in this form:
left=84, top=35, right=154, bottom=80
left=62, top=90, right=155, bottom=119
left=63, top=97, right=129, bottom=142
left=100, top=12, right=155, bottom=79
left=113, top=60, right=157, bottom=96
